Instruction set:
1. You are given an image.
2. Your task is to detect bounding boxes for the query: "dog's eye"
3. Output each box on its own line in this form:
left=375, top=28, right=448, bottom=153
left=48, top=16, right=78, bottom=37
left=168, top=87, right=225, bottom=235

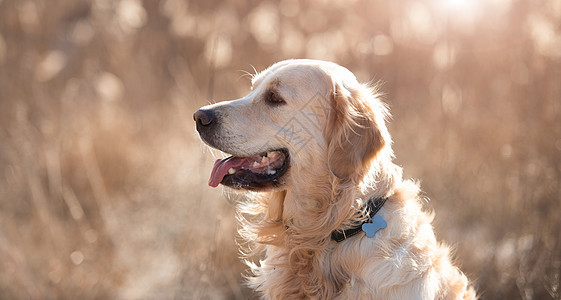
left=265, top=91, right=286, bottom=106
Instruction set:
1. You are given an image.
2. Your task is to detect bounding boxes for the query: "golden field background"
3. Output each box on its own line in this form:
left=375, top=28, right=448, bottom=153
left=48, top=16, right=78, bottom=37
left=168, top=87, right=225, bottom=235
left=0, top=0, right=560, bottom=299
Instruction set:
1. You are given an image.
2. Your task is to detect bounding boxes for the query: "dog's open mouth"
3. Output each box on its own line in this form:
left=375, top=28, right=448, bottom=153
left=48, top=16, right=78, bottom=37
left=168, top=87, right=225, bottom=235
left=208, top=148, right=289, bottom=190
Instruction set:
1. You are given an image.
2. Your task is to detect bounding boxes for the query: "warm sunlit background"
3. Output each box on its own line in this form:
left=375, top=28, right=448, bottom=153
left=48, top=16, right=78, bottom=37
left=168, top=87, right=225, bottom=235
left=1, top=0, right=560, bottom=299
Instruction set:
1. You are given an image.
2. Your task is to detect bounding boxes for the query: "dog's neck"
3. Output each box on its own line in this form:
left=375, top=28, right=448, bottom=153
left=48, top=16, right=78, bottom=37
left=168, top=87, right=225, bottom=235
left=241, top=160, right=404, bottom=298
left=358, top=158, right=402, bottom=199
left=277, top=160, right=402, bottom=244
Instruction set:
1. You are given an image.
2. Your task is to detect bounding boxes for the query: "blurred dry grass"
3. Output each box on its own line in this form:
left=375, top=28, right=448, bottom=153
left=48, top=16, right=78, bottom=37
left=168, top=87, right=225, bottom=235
left=0, top=0, right=560, bottom=299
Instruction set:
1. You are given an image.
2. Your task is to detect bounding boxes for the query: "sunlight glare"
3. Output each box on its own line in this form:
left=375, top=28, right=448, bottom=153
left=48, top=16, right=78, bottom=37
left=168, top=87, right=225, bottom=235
left=436, top=0, right=478, bottom=15
left=445, top=0, right=475, bottom=12
left=434, top=0, right=483, bottom=30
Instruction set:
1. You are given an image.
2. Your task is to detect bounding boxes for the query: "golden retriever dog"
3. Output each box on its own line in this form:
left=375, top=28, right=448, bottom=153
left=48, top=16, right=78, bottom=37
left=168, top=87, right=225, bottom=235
left=194, top=59, right=476, bottom=299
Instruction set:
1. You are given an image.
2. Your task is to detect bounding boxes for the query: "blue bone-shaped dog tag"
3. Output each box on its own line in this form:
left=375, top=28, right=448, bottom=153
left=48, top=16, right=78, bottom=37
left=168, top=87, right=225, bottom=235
left=361, top=215, right=387, bottom=238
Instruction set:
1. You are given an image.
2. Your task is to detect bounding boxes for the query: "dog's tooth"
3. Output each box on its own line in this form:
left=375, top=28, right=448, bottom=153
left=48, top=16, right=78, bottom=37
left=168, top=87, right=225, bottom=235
left=252, top=161, right=260, bottom=168
left=228, top=168, right=236, bottom=174
left=268, top=170, right=276, bottom=175
left=267, top=151, right=274, bottom=158
left=262, top=156, right=269, bottom=164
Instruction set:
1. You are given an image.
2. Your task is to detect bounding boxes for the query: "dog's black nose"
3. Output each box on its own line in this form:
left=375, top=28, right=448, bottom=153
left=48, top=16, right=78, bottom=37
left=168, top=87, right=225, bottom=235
left=194, top=109, right=215, bottom=127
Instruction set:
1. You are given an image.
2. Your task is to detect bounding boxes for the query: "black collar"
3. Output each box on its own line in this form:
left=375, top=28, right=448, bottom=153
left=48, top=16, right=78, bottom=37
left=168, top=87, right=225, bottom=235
left=331, top=197, right=387, bottom=243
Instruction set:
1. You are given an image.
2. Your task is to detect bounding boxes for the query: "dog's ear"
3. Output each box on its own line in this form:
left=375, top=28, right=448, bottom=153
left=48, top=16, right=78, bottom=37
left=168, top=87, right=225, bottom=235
left=326, top=82, right=388, bottom=180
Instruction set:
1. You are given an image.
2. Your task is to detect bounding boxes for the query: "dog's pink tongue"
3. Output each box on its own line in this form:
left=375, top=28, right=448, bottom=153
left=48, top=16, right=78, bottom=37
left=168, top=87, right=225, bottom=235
left=209, top=157, right=247, bottom=187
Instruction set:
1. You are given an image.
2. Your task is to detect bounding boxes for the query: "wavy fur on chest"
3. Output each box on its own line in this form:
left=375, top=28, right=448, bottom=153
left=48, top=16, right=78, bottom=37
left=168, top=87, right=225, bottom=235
left=239, top=178, right=476, bottom=300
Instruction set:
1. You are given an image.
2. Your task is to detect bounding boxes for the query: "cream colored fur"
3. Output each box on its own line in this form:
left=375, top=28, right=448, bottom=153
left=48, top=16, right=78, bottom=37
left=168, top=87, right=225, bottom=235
left=199, top=59, right=476, bottom=299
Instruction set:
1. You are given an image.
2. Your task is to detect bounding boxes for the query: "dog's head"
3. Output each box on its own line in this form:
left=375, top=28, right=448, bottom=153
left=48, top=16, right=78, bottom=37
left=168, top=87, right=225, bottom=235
left=194, top=59, right=390, bottom=191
